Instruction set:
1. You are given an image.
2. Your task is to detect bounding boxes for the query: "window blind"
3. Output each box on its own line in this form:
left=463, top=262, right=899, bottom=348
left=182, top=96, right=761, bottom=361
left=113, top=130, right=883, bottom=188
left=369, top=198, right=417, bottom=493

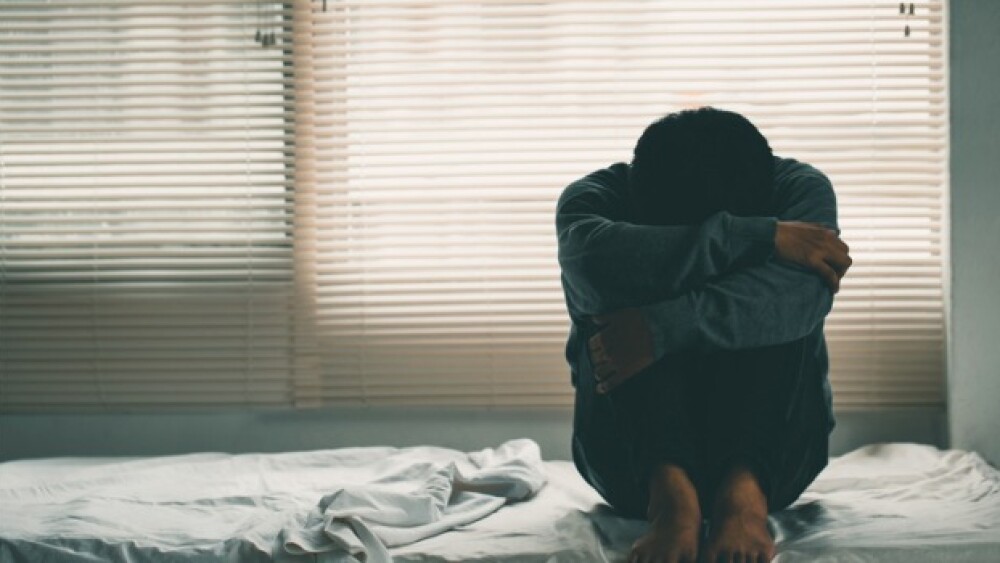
left=0, top=1, right=295, bottom=410
left=291, top=0, right=947, bottom=408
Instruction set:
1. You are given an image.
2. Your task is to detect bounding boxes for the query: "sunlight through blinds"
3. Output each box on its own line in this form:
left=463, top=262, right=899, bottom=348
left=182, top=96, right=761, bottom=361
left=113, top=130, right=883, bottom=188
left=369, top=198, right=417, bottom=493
left=0, top=1, right=295, bottom=410
left=291, top=0, right=947, bottom=408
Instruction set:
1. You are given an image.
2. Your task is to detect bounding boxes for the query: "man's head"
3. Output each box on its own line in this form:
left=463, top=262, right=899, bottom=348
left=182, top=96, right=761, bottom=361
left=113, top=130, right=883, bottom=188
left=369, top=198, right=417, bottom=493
left=628, top=107, right=774, bottom=225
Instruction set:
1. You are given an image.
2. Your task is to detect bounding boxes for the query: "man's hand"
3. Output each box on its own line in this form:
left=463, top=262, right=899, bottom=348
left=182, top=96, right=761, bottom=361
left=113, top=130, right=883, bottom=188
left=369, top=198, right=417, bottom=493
left=587, top=307, right=655, bottom=394
left=774, top=221, right=852, bottom=292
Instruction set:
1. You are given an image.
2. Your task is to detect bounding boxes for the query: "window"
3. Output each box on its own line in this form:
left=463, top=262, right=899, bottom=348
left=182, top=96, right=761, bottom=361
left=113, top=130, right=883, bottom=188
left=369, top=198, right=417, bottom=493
left=0, top=1, right=295, bottom=409
left=1, top=1, right=947, bottom=411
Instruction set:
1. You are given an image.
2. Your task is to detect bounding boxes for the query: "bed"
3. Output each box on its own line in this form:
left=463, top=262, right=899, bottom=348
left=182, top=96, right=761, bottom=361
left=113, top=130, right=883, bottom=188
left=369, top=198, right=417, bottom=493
left=1, top=440, right=998, bottom=562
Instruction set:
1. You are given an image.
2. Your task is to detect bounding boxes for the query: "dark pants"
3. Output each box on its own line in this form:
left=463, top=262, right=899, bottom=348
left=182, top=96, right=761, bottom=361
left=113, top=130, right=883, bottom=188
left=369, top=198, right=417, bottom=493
left=571, top=332, right=830, bottom=520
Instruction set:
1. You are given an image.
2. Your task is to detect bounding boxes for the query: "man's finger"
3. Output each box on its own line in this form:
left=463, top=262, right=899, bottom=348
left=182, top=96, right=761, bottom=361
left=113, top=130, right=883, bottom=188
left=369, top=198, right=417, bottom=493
left=815, top=260, right=840, bottom=293
left=594, top=362, right=615, bottom=382
left=590, top=349, right=608, bottom=369
left=825, top=251, right=852, bottom=276
left=588, top=350, right=601, bottom=367
left=597, top=369, right=630, bottom=394
left=587, top=332, right=605, bottom=354
left=596, top=361, right=643, bottom=393
left=588, top=346, right=610, bottom=376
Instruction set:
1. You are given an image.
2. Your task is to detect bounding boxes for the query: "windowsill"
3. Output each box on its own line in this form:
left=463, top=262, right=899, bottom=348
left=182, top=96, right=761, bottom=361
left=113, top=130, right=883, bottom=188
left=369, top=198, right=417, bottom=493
left=0, top=406, right=947, bottom=463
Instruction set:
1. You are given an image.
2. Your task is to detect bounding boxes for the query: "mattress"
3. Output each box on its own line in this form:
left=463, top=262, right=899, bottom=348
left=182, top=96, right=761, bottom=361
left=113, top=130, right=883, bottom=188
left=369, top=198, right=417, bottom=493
left=1, top=442, right=998, bottom=562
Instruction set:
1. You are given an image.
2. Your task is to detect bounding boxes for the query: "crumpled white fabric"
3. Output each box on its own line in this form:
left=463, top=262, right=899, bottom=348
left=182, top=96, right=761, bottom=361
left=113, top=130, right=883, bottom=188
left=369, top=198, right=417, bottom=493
left=0, top=439, right=546, bottom=563
left=277, top=439, right=546, bottom=563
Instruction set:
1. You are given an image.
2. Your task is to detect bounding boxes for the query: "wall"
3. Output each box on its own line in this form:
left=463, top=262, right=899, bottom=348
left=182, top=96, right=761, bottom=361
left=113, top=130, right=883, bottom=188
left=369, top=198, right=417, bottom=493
left=947, top=0, right=1000, bottom=465
left=11, top=1, right=999, bottom=465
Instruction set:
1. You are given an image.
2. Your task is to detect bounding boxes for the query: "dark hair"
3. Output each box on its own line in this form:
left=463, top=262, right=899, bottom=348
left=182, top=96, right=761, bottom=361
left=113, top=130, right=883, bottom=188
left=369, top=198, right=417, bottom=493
left=628, top=107, right=774, bottom=225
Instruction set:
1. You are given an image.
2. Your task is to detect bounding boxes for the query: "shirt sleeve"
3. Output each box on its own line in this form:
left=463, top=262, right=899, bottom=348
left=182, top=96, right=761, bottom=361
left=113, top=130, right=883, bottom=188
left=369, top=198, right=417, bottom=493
left=640, top=159, right=839, bottom=354
left=556, top=164, right=777, bottom=315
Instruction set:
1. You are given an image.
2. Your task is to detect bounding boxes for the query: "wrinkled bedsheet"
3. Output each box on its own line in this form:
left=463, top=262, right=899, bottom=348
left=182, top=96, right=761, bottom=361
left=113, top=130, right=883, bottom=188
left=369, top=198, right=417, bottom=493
left=1, top=442, right=998, bottom=562
left=0, top=439, right=546, bottom=562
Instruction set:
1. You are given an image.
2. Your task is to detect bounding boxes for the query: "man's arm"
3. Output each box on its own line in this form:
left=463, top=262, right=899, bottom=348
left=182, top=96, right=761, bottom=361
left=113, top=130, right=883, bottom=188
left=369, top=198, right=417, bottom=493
left=557, top=164, right=777, bottom=315
left=589, top=161, right=849, bottom=392
left=645, top=167, right=843, bottom=353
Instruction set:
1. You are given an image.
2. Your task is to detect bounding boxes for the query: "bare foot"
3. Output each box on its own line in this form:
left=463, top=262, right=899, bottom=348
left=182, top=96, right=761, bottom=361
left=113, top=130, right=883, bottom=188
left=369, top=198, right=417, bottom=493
left=629, top=464, right=702, bottom=563
left=703, top=466, right=775, bottom=563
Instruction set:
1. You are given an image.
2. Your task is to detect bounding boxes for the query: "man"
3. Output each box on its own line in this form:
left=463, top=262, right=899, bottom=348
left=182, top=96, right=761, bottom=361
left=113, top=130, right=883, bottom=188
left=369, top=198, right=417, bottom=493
left=556, top=107, right=851, bottom=563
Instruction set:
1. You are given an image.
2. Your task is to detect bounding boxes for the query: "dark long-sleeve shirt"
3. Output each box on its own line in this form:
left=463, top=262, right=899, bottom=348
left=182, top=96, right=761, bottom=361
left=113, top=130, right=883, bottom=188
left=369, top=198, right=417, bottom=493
left=556, top=156, right=837, bottom=431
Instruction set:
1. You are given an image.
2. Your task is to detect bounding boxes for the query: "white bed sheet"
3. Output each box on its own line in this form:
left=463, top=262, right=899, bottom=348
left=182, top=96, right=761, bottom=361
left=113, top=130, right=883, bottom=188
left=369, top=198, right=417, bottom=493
left=2, top=442, right=999, bottom=562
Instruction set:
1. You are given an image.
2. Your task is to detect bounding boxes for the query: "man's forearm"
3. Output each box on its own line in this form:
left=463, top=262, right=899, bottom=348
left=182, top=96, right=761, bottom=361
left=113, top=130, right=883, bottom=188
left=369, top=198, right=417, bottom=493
left=558, top=209, right=777, bottom=314
left=642, top=259, right=833, bottom=356
left=586, top=261, right=832, bottom=393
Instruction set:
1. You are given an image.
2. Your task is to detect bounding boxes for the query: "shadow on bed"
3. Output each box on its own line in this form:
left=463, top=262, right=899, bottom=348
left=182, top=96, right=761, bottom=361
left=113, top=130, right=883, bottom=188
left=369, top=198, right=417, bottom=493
left=771, top=500, right=830, bottom=541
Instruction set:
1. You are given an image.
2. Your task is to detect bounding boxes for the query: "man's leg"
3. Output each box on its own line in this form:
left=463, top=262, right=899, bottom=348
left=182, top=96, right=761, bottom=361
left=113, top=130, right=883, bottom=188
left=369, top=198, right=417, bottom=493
left=572, top=351, right=706, bottom=562
left=571, top=369, right=644, bottom=517
left=695, top=332, right=830, bottom=562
